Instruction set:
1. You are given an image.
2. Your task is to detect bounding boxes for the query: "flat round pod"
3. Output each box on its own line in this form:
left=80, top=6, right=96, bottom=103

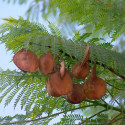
left=13, top=49, right=39, bottom=72
left=72, top=63, right=90, bottom=79
left=83, top=77, right=106, bottom=100
left=39, top=52, right=55, bottom=75
left=46, top=81, right=60, bottom=97
left=49, top=70, right=73, bottom=96
left=65, top=84, right=85, bottom=104
left=72, top=45, right=90, bottom=79
left=83, top=63, right=107, bottom=100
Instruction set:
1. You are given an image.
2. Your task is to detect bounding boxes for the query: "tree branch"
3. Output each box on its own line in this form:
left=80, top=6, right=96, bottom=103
left=15, top=39, right=125, bottom=80
left=95, top=61, right=125, bottom=80
left=2, top=98, right=125, bottom=124
left=107, top=89, right=121, bottom=107
left=101, top=98, right=108, bottom=105
left=107, top=68, right=125, bottom=80
left=106, top=82, right=124, bottom=91
left=84, top=99, right=125, bottom=113
left=107, top=113, right=122, bottom=125
left=7, top=105, right=94, bottom=124
left=109, top=117, right=123, bottom=124
left=77, top=109, right=107, bottom=125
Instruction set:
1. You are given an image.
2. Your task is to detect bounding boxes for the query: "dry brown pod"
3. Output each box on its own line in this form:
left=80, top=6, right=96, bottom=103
left=39, top=52, right=55, bottom=75
left=46, top=80, right=60, bottom=97
left=49, top=61, right=73, bottom=96
left=83, top=63, right=107, bottom=100
left=65, top=83, right=85, bottom=104
left=72, top=45, right=90, bottom=79
left=13, top=49, right=39, bottom=72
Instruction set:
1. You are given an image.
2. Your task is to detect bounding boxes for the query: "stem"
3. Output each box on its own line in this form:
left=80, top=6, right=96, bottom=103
left=77, top=109, right=107, bottom=125
left=107, top=67, right=125, bottom=80
left=7, top=105, right=94, bottom=125
left=81, top=44, right=89, bottom=67
left=84, top=99, right=125, bottom=113
left=60, top=60, right=65, bottom=78
left=106, top=82, right=124, bottom=90
left=107, top=89, right=121, bottom=107
left=101, top=98, right=108, bottom=105
left=107, top=113, right=122, bottom=125
left=109, top=117, right=123, bottom=124
left=15, top=39, right=125, bottom=80
left=15, top=39, right=76, bottom=59
left=93, top=60, right=125, bottom=80
left=3, top=98, right=124, bottom=124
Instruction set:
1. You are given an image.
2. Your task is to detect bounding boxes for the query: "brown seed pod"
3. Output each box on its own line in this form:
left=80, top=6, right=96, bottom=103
left=39, top=52, right=55, bottom=75
left=72, top=45, right=90, bottom=79
left=72, top=63, right=90, bottom=79
left=83, top=63, right=107, bottom=100
left=46, top=80, right=60, bottom=97
left=60, top=61, right=65, bottom=78
left=65, top=83, right=85, bottom=104
left=13, top=49, right=39, bottom=72
left=49, top=61, right=73, bottom=96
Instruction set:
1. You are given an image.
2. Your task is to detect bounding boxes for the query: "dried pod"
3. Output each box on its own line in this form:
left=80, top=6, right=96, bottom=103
left=65, top=84, right=85, bottom=104
left=49, top=61, right=73, bottom=96
left=72, top=63, right=90, bottom=79
left=60, top=61, right=65, bottom=78
left=72, top=45, right=90, bottom=79
left=83, top=63, right=107, bottom=100
left=13, top=49, right=39, bottom=72
left=46, top=81, right=60, bottom=97
left=39, top=52, right=55, bottom=75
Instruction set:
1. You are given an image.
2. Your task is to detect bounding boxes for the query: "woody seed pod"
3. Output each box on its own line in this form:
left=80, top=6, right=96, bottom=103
left=13, top=49, right=39, bottom=72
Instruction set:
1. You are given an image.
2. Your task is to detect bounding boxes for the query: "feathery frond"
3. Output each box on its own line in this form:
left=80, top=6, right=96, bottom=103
left=0, top=5, right=125, bottom=124
left=0, top=17, right=125, bottom=78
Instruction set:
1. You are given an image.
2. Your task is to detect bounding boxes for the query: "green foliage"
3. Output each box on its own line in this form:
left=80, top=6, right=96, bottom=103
left=3, top=0, right=125, bottom=42
left=0, top=17, right=125, bottom=124
left=0, top=114, right=26, bottom=125
left=0, top=0, right=125, bottom=124
left=4, top=0, right=125, bottom=42
left=51, top=0, right=125, bottom=41
left=2, top=0, right=28, bottom=4
left=54, top=114, right=83, bottom=125
left=0, top=17, right=125, bottom=77
left=0, top=113, right=55, bottom=125
left=84, top=114, right=109, bottom=125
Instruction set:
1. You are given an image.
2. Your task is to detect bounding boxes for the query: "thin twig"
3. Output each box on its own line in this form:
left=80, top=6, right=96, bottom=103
left=107, top=113, right=122, bottom=125
left=84, top=99, right=125, bottom=113
left=107, top=89, right=121, bottom=107
left=15, top=39, right=76, bottom=59
left=77, top=109, right=107, bottom=125
left=107, top=67, right=125, bottom=80
left=94, top=61, right=125, bottom=80
left=7, top=105, right=94, bottom=124
left=109, top=117, right=123, bottom=124
left=101, top=98, right=108, bottom=105
left=106, top=82, right=124, bottom=91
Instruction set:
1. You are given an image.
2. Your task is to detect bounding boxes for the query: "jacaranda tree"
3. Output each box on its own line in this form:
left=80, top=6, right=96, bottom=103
left=0, top=0, right=125, bottom=124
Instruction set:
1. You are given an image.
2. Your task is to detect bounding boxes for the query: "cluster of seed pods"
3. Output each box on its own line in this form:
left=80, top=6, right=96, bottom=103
left=13, top=45, right=107, bottom=104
